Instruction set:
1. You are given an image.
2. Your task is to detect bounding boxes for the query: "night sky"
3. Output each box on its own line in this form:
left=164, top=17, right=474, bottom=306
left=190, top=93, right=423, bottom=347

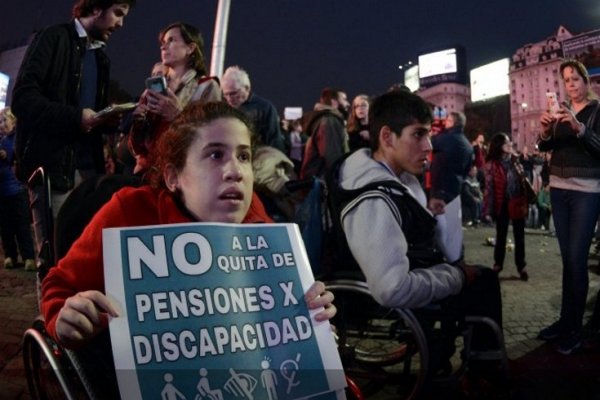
left=1, top=0, right=599, bottom=112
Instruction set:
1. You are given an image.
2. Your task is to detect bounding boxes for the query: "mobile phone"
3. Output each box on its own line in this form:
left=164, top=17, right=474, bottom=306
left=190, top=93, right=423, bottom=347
left=546, top=92, right=560, bottom=116
left=145, top=76, right=167, bottom=94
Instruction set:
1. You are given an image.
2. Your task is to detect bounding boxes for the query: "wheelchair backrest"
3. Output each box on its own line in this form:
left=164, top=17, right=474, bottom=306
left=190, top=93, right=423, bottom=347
left=27, top=167, right=55, bottom=280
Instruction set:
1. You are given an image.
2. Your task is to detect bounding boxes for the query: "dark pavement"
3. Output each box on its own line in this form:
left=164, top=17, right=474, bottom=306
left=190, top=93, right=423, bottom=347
left=0, top=266, right=36, bottom=400
left=1, top=225, right=600, bottom=399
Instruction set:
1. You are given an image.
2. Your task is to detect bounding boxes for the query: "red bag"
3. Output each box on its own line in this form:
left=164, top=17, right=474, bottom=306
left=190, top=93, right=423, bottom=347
left=508, top=195, right=528, bottom=220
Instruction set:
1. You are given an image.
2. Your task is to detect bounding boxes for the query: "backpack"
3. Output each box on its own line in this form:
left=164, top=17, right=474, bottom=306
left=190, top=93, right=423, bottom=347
left=325, top=153, right=445, bottom=279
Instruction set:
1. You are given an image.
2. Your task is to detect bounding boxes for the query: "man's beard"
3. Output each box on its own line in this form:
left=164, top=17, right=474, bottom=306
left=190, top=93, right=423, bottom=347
left=338, top=105, right=349, bottom=120
left=87, top=24, right=107, bottom=42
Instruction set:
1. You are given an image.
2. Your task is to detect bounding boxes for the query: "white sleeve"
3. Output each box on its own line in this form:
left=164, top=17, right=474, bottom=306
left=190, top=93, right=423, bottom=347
left=342, top=194, right=464, bottom=309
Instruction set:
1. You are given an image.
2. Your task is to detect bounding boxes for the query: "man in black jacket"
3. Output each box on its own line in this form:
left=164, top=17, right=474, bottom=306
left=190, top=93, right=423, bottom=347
left=12, top=0, right=136, bottom=214
left=12, top=0, right=136, bottom=270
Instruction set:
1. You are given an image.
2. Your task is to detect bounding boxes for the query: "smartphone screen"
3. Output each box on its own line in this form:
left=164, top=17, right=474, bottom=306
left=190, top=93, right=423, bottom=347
left=546, top=92, right=560, bottom=116
left=145, top=76, right=167, bottom=94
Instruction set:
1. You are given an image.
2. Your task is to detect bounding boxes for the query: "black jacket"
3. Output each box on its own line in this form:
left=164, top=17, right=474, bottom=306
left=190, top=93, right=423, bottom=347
left=430, top=126, right=474, bottom=203
left=538, top=100, right=600, bottom=179
left=12, top=21, right=110, bottom=190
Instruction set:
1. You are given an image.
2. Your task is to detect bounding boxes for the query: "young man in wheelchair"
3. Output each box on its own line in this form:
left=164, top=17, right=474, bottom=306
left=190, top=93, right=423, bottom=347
left=328, top=90, right=503, bottom=380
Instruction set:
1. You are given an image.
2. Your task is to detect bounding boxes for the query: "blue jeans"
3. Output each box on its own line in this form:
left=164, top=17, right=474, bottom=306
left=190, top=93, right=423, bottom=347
left=551, top=188, right=600, bottom=336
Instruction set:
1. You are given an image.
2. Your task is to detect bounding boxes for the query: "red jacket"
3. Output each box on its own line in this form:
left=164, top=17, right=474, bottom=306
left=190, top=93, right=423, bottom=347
left=484, top=160, right=507, bottom=218
left=41, top=186, right=271, bottom=342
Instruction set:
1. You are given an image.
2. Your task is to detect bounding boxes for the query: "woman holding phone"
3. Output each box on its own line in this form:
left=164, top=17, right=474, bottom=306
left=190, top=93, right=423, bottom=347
left=131, top=22, right=221, bottom=175
left=537, top=59, right=600, bottom=354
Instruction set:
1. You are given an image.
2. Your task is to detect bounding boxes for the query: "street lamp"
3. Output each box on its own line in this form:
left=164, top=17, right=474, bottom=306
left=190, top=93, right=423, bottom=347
left=398, top=61, right=413, bottom=70
left=520, top=103, right=528, bottom=150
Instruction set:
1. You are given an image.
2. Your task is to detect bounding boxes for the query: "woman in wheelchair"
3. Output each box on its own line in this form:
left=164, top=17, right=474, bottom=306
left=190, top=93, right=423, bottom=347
left=39, top=102, right=336, bottom=397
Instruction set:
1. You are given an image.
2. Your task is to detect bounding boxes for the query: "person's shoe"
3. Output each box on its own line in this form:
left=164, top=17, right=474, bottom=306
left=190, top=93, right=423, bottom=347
left=24, top=259, right=36, bottom=271
left=538, top=321, right=562, bottom=341
left=4, top=257, right=15, bottom=269
left=556, top=335, right=582, bottom=355
left=519, top=269, right=529, bottom=281
left=492, top=264, right=503, bottom=273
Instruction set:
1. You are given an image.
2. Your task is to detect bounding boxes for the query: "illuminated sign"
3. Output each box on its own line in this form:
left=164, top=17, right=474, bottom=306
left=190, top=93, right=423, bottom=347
left=418, top=46, right=466, bottom=88
left=419, top=48, right=458, bottom=79
left=470, top=58, right=510, bottom=102
left=404, top=65, right=420, bottom=92
left=0, top=72, right=9, bottom=109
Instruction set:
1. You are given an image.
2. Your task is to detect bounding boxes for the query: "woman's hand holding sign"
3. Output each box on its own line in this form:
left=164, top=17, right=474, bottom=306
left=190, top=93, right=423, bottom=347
left=55, top=290, right=119, bottom=347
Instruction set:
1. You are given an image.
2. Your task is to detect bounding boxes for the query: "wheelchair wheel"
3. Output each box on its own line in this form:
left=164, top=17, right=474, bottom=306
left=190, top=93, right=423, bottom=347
left=326, top=280, right=428, bottom=399
left=23, top=323, right=88, bottom=400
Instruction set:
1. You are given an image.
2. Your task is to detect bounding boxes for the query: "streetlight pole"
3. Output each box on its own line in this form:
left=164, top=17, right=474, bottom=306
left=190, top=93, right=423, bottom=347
left=520, top=102, right=528, bottom=150
left=210, top=0, right=231, bottom=78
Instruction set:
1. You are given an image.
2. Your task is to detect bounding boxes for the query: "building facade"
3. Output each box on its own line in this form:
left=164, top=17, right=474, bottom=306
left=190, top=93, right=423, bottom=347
left=417, top=82, right=471, bottom=116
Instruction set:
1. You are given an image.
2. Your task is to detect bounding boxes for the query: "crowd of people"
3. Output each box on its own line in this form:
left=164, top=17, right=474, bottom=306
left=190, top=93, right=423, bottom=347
left=2, top=0, right=600, bottom=397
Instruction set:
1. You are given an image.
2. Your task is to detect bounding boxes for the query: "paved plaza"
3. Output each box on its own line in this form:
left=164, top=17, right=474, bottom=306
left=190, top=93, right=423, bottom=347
left=1, top=225, right=600, bottom=399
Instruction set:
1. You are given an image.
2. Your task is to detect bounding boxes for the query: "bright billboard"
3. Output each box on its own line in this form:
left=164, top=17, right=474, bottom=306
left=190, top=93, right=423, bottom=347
left=0, top=72, right=9, bottom=109
left=470, top=58, right=510, bottom=102
left=404, top=65, right=420, bottom=92
left=418, top=46, right=466, bottom=88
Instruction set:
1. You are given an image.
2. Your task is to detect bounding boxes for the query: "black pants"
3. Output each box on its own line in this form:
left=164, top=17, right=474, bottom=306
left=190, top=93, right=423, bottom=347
left=0, top=190, right=35, bottom=261
left=494, top=201, right=526, bottom=271
left=415, top=268, right=503, bottom=374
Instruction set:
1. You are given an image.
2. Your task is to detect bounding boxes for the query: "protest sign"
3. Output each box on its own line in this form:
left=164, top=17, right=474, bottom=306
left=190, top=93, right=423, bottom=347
left=103, top=222, right=346, bottom=400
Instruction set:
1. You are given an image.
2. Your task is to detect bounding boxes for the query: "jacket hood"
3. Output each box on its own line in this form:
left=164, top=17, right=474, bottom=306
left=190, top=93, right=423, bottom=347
left=302, top=103, right=344, bottom=133
left=339, top=148, right=428, bottom=207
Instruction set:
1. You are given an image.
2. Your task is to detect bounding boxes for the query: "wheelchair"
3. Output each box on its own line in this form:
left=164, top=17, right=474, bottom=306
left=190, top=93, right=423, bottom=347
left=262, top=173, right=508, bottom=397
left=325, top=278, right=429, bottom=399
left=22, top=167, right=99, bottom=399
left=323, top=272, right=509, bottom=399
left=21, top=169, right=366, bottom=400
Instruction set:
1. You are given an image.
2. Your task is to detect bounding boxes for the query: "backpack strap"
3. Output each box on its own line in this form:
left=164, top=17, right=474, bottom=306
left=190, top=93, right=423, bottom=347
left=198, top=75, right=220, bottom=86
left=326, top=153, right=443, bottom=274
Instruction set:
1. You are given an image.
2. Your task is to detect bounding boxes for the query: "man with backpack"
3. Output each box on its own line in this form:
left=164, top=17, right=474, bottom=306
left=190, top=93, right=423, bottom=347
left=300, top=87, right=349, bottom=179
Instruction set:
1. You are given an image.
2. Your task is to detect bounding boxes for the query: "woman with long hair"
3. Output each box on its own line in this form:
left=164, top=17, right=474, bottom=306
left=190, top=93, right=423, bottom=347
left=346, top=94, right=370, bottom=152
left=42, top=102, right=336, bottom=398
left=483, top=132, right=528, bottom=281
left=537, top=59, right=600, bottom=354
